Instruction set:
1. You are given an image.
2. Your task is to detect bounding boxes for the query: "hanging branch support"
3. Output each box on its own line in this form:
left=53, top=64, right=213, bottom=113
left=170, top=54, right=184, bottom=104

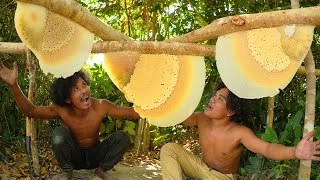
left=15, top=0, right=320, bottom=44
left=0, top=41, right=215, bottom=56
left=1, top=42, right=319, bottom=77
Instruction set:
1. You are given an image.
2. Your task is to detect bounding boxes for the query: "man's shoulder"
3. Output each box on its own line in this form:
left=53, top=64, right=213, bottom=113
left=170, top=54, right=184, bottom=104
left=229, top=122, right=251, bottom=133
left=91, top=98, right=111, bottom=104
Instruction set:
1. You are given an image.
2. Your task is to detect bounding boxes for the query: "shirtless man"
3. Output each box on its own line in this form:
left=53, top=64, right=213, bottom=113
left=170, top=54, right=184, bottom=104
left=0, top=61, right=140, bottom=180
left=160, top=82, right=320, bottom=180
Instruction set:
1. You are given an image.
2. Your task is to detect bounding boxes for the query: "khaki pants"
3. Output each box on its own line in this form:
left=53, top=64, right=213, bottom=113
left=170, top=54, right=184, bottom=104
left=160, top=143, right=236, bottom=180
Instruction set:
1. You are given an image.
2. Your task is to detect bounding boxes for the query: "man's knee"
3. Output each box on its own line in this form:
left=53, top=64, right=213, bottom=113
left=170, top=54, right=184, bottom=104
left=52, top=127, right=70, bottom=146
left=160, top=143, right=181, bottom=158
left=113, top=131, right=130, bottom=144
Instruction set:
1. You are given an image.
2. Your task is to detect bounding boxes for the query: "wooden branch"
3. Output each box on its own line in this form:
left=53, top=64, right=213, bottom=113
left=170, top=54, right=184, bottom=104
left=17, top=0, right=131, bottom=41
left=92, top=41, right=215, bottom=56
left=2, top=42, right=319, bottom=77
left=0, top=42, right=28, bottom=54
left=17, top=0, right=320, bottom=44
left=0, top=41, right=215, bottom=56
left=297, top=66, right=320, bottom=76
left=168, top=6, right=320, bottom=43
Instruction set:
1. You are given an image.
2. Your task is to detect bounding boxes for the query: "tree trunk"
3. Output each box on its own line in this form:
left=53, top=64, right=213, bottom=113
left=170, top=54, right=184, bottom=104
left=26, top=49, right=40, bottom=176
left=298, top=50, right=316, bottom=180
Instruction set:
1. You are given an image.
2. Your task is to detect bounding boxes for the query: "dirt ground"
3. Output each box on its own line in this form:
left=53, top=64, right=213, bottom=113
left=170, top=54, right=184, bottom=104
left=48, top=163, right=162, bottom=180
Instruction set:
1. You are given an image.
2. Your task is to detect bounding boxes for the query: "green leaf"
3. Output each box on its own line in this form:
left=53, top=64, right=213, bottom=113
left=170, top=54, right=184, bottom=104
left=261, top=127, right=279, bottom=143
left=123, top=126, right=136, bottom=136
left=314, top=126, right=320, bottom=140
left=99, top=124, right=106, bottom=134
left=194, top=15, right=208, bottom=27
left=105, top=121, right=115, bottom=134
left=248, top=156, right=263, bottom=168
left=244, top=165, right=259, bottom=173
left=125, top=120, right=136, bottom=129
left=291, top=110, right=303, bottom=129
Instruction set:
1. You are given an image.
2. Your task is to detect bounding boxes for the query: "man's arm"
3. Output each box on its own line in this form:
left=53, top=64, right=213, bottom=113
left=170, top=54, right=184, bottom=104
left=182, top=112, right=202, bottom=126
left=0, top=61, right=59, bottom=119
left=100, top=99, right=140, bottom=120
left=240, top=127, right=320, bottom=161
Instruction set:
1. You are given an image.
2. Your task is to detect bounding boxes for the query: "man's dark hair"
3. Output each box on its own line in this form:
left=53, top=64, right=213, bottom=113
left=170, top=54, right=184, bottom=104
left=50, top=71, right=90, bottom=106
left=216, top=81, right=250, bottom=122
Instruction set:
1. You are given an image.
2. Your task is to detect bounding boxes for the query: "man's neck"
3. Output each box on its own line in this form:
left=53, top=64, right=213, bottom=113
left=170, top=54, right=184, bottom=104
left=70, top=106, right=90, bottom=117
left=207, top=117, right=232, bottom=128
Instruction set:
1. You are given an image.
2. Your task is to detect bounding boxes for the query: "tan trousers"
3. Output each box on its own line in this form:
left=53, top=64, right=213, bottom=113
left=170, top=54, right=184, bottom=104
left=160, top=143, right=236, bottom=180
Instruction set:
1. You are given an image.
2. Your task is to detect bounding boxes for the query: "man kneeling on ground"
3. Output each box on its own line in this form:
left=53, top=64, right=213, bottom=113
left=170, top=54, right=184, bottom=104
left=0, top=61, right=140, bottom=180
left=160, top=81, right=320, bottom=180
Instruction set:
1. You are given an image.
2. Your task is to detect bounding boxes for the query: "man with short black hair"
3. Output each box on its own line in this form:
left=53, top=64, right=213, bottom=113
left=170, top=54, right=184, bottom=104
left=160, top=82, right=320, bottom=180
left=0, top=61, right=140, bottom=180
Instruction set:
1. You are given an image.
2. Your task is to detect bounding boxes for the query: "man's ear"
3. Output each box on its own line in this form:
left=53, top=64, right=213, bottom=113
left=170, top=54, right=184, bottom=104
left=227, top=110, right=235, bottom=117
left=65, top=98, right=71, bottom=104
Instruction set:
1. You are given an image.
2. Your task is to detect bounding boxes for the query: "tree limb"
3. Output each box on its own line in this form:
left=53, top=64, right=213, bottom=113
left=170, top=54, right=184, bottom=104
left=0, top=41, right=215, bottom=56
left=2, top=42, right=318, bottom=77
left=92, top=41, right=215, bottom=56
left=167, top=6, right=320, bottom=43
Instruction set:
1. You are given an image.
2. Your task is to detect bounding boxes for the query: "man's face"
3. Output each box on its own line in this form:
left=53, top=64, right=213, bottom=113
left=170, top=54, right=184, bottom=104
left=67, top=77, right=91, bottom=109
left=204, top=88, right=231, bottom=119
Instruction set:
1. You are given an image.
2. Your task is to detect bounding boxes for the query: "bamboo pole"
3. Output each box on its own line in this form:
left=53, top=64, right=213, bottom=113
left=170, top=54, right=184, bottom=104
left=134, top=118, right=145, bottom=154
left=26, top=49, right=40, bottom=176
left=289, top=1, right=316, bottom=179
left=266, top=97, right=274, bottom=128
left=141, top=122, right=150, bottom=154
left=298, top=51, right=316, bottom=180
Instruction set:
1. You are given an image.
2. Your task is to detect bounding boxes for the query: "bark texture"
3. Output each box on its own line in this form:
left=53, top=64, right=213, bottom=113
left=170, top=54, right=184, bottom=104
left=0, top=42, right=28, bottom=54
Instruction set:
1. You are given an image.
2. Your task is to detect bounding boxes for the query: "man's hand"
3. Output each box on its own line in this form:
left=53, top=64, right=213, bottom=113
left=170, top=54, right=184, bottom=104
left=295, top=130, right=320, bottom=161
left=0, top=60, right=18, bottom=87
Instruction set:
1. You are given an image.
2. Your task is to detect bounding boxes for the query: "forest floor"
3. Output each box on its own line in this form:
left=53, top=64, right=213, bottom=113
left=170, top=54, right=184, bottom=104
left=0, top=146, right=162, bottom=180
left=46, top=162, right=162, bottom=180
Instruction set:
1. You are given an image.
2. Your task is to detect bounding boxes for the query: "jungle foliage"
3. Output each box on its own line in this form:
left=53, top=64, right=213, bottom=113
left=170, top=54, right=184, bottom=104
left=0, top=0, right=320, bottom=179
